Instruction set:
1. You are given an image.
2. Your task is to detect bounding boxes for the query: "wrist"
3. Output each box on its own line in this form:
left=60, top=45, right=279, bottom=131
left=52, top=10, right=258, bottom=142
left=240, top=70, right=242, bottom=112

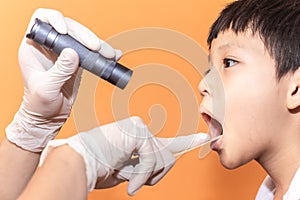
left=6, top=103, right=64, bottom=152
left=66, top=135, right=111, bottom=191
left=39, top=136, right=111, bottom=192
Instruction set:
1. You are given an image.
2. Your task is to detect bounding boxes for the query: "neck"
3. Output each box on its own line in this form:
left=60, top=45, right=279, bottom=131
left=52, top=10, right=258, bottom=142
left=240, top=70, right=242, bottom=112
left=257, top=126, right=300, bottom=198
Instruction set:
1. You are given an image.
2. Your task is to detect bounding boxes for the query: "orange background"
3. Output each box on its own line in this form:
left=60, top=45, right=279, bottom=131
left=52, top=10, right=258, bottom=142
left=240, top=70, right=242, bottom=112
left=0, top=0, right=266, bottom=199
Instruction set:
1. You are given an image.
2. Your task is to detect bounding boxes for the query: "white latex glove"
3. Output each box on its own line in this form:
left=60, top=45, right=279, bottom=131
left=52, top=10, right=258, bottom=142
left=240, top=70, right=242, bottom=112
left=39, top=116, right=210, bottom=195
left=6, top=8, right=122, bottom=152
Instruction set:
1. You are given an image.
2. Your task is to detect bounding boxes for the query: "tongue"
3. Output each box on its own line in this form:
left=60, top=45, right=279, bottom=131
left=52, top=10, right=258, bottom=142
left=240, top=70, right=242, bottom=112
left=210, top=118, right=222, bottom=138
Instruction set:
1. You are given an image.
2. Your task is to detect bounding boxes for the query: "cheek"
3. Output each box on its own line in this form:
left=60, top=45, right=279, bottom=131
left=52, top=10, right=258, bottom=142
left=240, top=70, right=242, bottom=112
left=221, top=74, right=283, bottom=165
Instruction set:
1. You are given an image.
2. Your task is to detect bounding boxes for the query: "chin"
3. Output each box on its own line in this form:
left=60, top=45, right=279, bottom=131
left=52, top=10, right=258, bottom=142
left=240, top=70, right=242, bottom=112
left=219, top=151, right=249, bottom=170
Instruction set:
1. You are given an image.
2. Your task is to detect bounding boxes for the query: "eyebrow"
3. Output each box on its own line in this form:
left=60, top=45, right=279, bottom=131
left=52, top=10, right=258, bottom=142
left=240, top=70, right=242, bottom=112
left=218, top=42, right=245, bottom=51
left=218, top=43, right=232, bottom=51
left=204, top=68, right=211, bottom=75
left=204, top=55, right=211, bottom=75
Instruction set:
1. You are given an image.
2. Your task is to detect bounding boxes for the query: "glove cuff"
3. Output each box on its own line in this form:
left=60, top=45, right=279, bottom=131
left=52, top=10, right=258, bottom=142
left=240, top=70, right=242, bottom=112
left=39, top=136, right=110, bottom=192
left=6, top=106, right=64, bottom=152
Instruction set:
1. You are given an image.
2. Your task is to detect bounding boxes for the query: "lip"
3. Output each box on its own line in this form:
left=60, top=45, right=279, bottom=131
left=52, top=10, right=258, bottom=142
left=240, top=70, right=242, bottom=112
left=199, top=106, right=223, bottom=151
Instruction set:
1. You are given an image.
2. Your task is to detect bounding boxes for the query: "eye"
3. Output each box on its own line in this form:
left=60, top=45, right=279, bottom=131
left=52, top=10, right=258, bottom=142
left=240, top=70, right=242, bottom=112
left=223, top=58, right=237, bottom=68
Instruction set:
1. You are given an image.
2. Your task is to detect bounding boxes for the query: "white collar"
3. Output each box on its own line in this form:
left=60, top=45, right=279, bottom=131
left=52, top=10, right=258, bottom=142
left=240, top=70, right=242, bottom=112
left=256, top=167, right=300, bottom=200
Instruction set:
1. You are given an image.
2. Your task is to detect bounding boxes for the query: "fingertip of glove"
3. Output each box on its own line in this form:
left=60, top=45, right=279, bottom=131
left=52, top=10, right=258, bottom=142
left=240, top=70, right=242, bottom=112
left=188, top=133, right=210, bottom=147
left=99, top=42, right=116, bottom=59
left=127, top=183, right=142, bottom=196
left=64, top=17, right=101, bottom=51
left=195, top=133, right=210, bottom=142
left=115, top=49, right=123, bottom=61
left=127, top=171, right=151, bottom=196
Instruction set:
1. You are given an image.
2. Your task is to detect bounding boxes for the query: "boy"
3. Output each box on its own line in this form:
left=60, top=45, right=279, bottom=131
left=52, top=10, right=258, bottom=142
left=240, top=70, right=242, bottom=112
left=199, top=0, right=300, bottom=199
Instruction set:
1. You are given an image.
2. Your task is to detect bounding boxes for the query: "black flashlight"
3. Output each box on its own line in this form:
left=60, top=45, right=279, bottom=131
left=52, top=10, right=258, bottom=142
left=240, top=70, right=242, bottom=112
left=26, top=18, right=132, bottom=89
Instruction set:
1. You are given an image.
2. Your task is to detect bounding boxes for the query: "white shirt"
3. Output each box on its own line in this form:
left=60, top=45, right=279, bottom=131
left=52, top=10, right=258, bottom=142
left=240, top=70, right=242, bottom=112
left=255, top=167, right=300, bottom=200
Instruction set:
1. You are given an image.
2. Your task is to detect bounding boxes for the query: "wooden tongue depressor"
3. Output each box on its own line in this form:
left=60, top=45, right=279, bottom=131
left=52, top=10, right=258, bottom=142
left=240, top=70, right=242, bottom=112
left=130, top=135, right=221, bottom=160
left=198, top=135, right=222, bottom=159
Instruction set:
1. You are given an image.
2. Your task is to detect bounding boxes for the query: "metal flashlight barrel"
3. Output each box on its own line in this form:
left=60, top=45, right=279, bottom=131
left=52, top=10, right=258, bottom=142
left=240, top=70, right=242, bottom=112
left=26, top=18, right=132, bottom=89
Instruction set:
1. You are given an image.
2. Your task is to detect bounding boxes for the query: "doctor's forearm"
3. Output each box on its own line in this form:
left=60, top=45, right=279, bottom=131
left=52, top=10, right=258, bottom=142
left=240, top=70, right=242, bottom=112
left=17, top=144, right=88, bottom=200
left=0, top=136, right=40, bottom=200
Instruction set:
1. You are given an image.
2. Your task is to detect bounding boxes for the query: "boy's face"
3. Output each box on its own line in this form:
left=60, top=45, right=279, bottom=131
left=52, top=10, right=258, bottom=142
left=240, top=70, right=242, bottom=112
left=199, top=29, right=290, bottom=169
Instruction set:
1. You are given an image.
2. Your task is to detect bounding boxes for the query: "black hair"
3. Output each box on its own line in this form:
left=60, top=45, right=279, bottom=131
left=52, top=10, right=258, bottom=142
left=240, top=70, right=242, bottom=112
left=207, top=0, right=300, bottom=79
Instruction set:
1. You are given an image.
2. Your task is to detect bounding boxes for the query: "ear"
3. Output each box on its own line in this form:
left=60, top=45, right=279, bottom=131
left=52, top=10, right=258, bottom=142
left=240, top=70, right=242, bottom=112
left=287, top=67, right=300, bottom=110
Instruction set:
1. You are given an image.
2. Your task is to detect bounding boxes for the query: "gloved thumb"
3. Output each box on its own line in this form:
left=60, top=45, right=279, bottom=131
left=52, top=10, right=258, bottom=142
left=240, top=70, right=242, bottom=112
left=157, top=133, right=210, bottom=158
left=45, top=48, right=79, bottom=92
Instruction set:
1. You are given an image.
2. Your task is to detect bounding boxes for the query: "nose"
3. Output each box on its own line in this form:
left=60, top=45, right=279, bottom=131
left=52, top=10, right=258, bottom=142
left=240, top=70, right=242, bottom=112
left=199, top=75, right=210, bottom=98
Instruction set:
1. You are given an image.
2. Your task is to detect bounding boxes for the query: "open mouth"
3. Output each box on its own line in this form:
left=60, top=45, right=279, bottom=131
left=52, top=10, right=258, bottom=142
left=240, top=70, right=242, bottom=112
left=200, top=109, right=223, bottom=150
left=201, top=112, right=223, bottom=151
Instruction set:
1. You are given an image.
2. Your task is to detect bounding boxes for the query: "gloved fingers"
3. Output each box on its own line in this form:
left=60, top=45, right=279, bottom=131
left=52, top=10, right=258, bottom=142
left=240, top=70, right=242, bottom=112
left=27, top=9, right=120, bottom=59
left=145, top=160, right=174, bottom=186
left=127, top=165, right=153, bottom=196
left=143, top=136, right=176, bottom=186
left=114, top=165, right=145, bottom=189
left=124, top=133, right=175, bottom=195
left=65, top=17, right=121, bottom=60
left=94, top=174, right=125, bottom=189
left=18, top=41, right=53, bottom=81
left=98, top=41, right=121, bottom=60
left=64, top=17, right=101, bottom=52
left=126, top=135, right=158, bottom=196
left=61, top=67, right=83, bottom=103
left=114, top=165, right=145, bottom=195
left=116, top=149, right=174, bottom=194
left=115, top=165, right=134, bottom=181
left=121, top=134, right=209, bottom=189
left=71, top=67, right=83, bottom=101
left=115, top=154, right=167, bottom=184
left=44, top=48, right=79, bottom=94
left=157, top=133, right=210, bottom=158
left=27, top=8, right=67, bottom=35
left=115, top=49, right=123, bottom=61
left=20, top=8, right=69, bottom=77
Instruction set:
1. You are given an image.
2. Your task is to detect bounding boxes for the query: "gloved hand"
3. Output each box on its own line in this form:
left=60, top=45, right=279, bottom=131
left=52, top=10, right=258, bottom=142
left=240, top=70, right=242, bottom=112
left=39, top=116, right=210, bottom=195
left=6, top=8, right=122, bottom=152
